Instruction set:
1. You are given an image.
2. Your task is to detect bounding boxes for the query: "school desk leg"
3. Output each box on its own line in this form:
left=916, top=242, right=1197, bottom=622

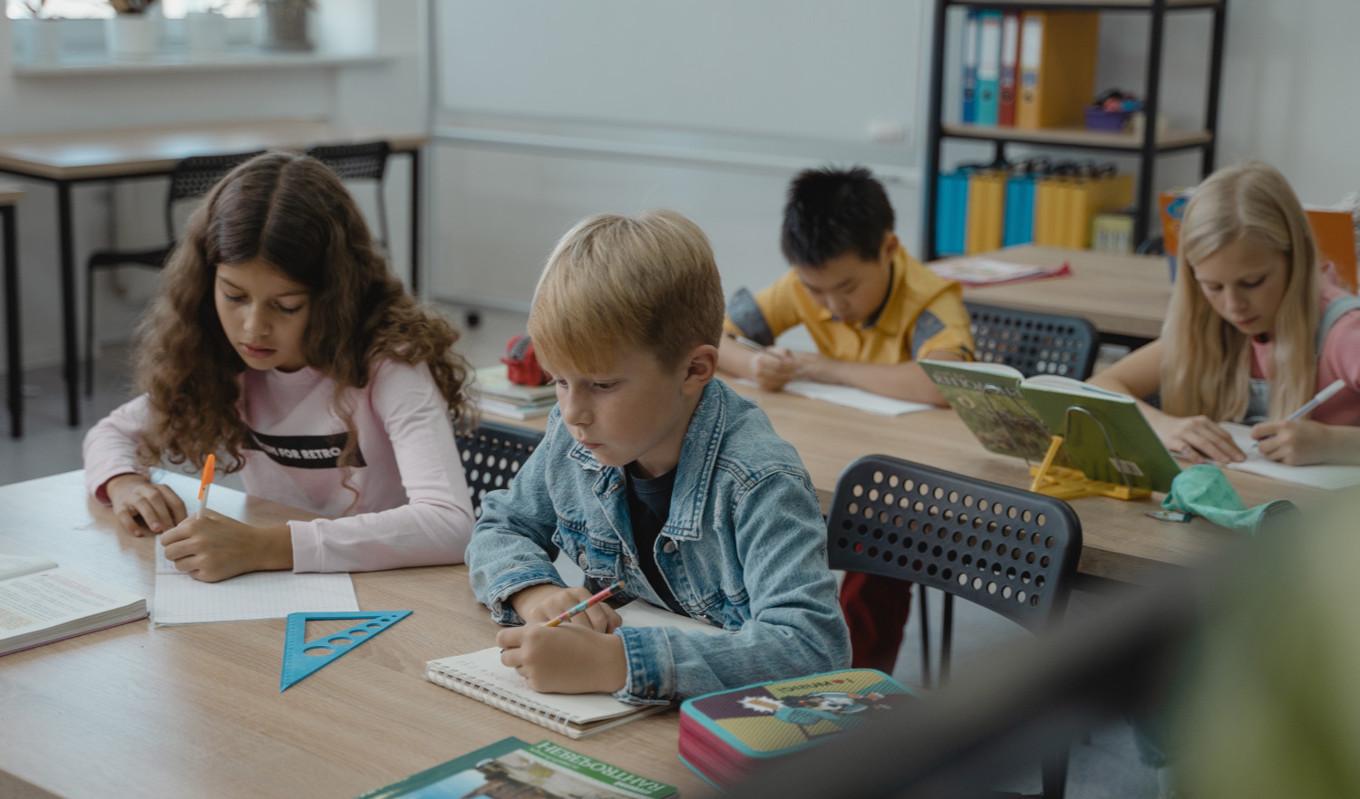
left=57, top=181, right=79, bottom=427
left=2, top=204, right=20, bottom=438
left=409, top=148, right=422, bottom=298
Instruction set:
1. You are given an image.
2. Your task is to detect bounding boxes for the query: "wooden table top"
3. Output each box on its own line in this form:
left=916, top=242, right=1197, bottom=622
left=491, top=381, right=1314, bottom=585
left=935, top=244, right=1174, bottom=340
left=0, top=471, right=704, bottom=799
left=0, top=185, right=21, bottom=206
left=0, top=118, right=428, bottom=181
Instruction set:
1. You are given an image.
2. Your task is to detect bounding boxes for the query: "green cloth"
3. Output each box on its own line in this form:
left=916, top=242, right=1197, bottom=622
left=1162, top=464, right=1294, bottom=534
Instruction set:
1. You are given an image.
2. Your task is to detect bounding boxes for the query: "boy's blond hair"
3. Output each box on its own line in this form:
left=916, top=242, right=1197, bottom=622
left=529, top=210, right=724, bottom=374
left=1162, top=162, right=1319, bottom=422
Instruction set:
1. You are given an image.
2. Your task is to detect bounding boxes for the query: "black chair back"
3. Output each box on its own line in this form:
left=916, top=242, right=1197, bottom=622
left=164, top=150, right=267, bottom=236
left=967, top=302, right=1099, bottom=380
left=455, top=421, right=543, bottom=516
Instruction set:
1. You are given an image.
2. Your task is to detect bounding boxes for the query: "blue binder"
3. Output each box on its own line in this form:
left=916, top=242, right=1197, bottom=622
left=975, top=10, right=1003, bottom=126
left=962, top=9, right=980, bottom=124
left=936, top=168, right=972, bottom=257
left=1003, top=172, right=1037, bottom=246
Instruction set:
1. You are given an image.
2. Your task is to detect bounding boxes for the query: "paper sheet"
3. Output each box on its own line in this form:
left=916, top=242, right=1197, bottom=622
left=153, top=540, right=357, bottom=626
left=1221, top=423, right=1360, bottom=490
left=737, top=378, right=934, bottom=416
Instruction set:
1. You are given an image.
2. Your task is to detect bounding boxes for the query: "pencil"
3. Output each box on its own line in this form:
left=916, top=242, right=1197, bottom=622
left=197, top=453, right=216, bottom=519
left=544, top=580, right=625, bottom=628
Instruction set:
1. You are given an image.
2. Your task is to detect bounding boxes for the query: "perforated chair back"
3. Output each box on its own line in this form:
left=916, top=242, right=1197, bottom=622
left=827, top=455, right=1081, bottom=632
left=305, top=140, right=392, bottom=247
left=455, top=421, right=544, bottom=516
left=967, top=302, right=1099, bottom=380
left=164, top=150, right=267, bottom=236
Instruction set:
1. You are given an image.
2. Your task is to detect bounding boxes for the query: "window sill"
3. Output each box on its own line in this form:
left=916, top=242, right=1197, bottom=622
left=12, top=49, right=391, bottom=78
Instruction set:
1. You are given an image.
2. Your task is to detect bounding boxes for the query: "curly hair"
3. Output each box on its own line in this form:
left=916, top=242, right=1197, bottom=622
left=133, top=151, right=474, bottom=476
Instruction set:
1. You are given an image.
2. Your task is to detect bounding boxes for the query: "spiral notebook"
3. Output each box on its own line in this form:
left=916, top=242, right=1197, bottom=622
left=425, top=601, right=724, bottom=738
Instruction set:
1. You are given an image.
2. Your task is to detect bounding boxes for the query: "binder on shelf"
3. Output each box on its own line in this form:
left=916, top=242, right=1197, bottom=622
left=975, top=10, right=1003, bottom=126
left=966, top=169, right=1007, bottom=254
left=1016, top=11, right=1100, bottom=130
left=936, top=165, right=980, bottom=257
left=962, top=8, right=980, bottom=124
left=1003, top=170, right=1037, bottom=247
left=997, top=10, right=1022, bottom=127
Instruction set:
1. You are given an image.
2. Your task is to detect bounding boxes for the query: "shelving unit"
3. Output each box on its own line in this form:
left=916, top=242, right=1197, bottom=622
left=921, top=0, right=1228, bottom=259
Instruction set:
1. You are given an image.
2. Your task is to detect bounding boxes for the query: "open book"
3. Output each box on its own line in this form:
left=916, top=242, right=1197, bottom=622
left=425, top=601, right=725, bottom=739
left=921, top=360, right=1182, bottom=493
left=0, top=554, right=147, bottom=656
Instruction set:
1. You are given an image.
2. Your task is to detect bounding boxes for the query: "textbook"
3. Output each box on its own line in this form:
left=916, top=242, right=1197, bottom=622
left=0, top=554, right=147, bottom=656
left=359, top=737, right=677, bottom=798
left=474, top=366, right=556, bottom=420
left=921, top=360, right=1182, bottom=493
left=425, top=601, right=724, bottom=739
left=678, top=669, right=910, bottom=787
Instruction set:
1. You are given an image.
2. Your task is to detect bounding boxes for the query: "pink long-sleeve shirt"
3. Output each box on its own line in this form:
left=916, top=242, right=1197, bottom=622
left=83, top=359, right=474, bottom=573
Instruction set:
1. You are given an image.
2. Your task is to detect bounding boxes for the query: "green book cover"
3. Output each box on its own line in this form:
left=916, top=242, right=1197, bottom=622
left=919, top=360, right=1056, bottom=461
left=359, top=737, right=678, bottom=799
left=1019, top=377, right=1181, bottom=493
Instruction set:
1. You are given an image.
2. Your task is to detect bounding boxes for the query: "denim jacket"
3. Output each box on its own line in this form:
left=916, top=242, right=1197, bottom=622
left=466, top=378, right=850, bottom=705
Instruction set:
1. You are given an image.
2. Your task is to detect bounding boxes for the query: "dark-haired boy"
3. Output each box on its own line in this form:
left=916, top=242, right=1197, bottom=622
left=717, top=166, right=975, bottom=672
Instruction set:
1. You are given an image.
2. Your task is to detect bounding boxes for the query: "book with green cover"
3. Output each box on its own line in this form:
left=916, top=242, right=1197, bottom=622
left=921, top=361, right=1181, bottom=493
left=360, top=737, right=677, bottom=799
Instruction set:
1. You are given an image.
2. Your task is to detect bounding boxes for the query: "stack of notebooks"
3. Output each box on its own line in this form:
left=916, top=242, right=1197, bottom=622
left=473, top=365, right=557, bottom=420
left=678, top=669, right=911, bottom=788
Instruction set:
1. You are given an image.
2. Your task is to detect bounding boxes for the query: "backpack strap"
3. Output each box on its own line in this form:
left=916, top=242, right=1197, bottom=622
left=1317, top=293, right=1360, bottom=352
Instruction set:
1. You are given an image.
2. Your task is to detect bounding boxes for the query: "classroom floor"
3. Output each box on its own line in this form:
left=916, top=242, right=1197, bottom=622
left=0, top=301, right=1163, bottom=798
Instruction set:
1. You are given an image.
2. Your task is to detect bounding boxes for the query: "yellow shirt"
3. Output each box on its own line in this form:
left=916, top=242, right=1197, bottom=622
left=726, top=248, right=974, bottom=364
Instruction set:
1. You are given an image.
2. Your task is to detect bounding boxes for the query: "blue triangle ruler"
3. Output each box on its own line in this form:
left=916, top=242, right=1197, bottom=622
left=280, top=610, right=411, bottom=692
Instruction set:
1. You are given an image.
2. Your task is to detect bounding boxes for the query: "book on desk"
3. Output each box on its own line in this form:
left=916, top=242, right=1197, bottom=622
left=0, top=554, right=146, bottom=656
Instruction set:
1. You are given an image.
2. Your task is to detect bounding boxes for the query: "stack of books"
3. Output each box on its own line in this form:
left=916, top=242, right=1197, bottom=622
left=473, top=366, right=557, bottom=420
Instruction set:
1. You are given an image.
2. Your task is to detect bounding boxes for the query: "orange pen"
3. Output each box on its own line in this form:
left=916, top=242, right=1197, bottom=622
left=197, top=453, right=216, bottom=519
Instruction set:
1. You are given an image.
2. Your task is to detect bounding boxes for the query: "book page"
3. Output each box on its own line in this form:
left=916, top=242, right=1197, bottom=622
left=153, top=541, right=358, bottom=625
left=0, top=554, right=59, bottom=582
left=1221, top=423, right=1360, bottom=490
left=0, top=569, right=142, bottom=634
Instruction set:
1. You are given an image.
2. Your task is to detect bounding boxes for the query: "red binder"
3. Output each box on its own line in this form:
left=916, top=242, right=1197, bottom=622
left=998, top=10, right=1022, bottom=126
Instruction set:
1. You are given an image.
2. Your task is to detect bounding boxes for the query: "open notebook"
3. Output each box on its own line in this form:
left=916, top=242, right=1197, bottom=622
left=0, top=554, right=146, bottom=656
left=1220, top=423, right=1360, bottom=490
left=426, top=601, right=725, bottom=739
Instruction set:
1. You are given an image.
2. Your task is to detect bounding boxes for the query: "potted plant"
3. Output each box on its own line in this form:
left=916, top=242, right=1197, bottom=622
left=106, top=0, right=159, bottom=60
left=257, top=0, right=313, bottom=52
left=185, top=0, right=228, bottom=56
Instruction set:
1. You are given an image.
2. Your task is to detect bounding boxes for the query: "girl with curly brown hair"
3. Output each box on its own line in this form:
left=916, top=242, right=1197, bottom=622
left=83, top=152, right=477, bottom=582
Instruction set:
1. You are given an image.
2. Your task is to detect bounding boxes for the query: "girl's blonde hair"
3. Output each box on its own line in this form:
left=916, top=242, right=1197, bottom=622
left=1161, top=161, right=1319, bottom=421
left=528, top=210, right=724, bottom=374
left=134, top=152, right=474, bottom=476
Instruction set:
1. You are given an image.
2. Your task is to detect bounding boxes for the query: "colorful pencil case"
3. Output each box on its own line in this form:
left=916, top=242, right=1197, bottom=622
left=677, top=668, right=911, bottom=787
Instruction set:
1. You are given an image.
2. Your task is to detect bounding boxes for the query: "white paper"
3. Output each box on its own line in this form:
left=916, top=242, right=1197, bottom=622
left=780, top=380, right=935, bottom=417
left=1221, top=423, right=1360, bottom=490
left=0, top=569, right=141, bottom=633
left=930, top=257, right=1053, bottom=285
left=153, top=540, right=357, bottom=625
left=0, top=554, right=59, bottom=582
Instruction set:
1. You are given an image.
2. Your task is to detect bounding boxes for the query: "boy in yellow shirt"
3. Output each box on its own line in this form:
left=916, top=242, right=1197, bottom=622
left=717, top=166, right=974, bottom=672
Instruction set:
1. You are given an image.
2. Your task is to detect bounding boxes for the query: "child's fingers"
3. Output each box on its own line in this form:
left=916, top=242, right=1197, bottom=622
left=600, top=603, right=623, bottom=633
left=496, top=626, right=525, bottom=651
left=580, top=604, right=615, bottom=633
left=172, top=553, right=204, bottom=574
left=1250, top=421, right=1282, bottom=441
left=133, top=496, right=171, bottom=533
left=115, top=508, right=145, bottom=537
left=160, top=521, right=190, bottom=547
left=162, top=536, right=195, bottom=563
left=156, top=484, right=188, bottom=523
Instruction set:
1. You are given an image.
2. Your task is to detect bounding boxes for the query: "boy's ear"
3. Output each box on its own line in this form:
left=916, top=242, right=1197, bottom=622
left=683, top=344, right=719, bottom=392
left=880, top=231, right=900, bottom=264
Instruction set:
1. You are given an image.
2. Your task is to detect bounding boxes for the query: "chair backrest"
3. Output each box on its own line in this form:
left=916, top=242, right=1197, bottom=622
left=826, top=455, right=1081, bottom=632
left=455, top=421, right=544, bottom=516
left=164, top=150, right=267, bottom=238
left=305, top=140, right=391, bottom=181
left=966, top=301, right=1099, bottom=380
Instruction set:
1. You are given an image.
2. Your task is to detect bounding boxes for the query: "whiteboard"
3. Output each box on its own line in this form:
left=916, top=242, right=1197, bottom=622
left=435, top=0, right=926, bottom=145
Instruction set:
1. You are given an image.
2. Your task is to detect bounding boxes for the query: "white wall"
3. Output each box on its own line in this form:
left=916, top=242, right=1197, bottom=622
left=0, top=0, right=428, bottom=377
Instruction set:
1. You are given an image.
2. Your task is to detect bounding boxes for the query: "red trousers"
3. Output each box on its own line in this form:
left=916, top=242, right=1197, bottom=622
left=839, top=571, right=913, bottom=673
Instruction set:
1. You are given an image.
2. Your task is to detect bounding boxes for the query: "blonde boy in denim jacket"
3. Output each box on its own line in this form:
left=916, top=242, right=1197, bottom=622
left=466, top=211, right=849, bottom=705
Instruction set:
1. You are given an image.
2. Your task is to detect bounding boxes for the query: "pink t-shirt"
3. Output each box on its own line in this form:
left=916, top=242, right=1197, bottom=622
left=1250, top=281, right=1360, bottom=426
left=83, top=359, right=474, bottom=573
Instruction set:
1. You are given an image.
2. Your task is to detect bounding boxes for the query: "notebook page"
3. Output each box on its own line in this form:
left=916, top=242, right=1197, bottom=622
left=154, top=541, right=357, bottom=625
left=1221, top=423, right=1360, bottom=490
left=735, top=378, right=933, bottom=416
left=0, top=568, right=143, bottom=634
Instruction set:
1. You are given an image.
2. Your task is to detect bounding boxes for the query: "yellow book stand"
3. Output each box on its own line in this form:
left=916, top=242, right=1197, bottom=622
left=1027, top=434, right=1150, bottom=501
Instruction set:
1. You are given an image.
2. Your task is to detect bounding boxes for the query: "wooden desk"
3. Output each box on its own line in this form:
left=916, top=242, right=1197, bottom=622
left=0, top=471, right=703, bottom=798
left=0, top=118, right=429, bottom=429
left=1, top=185, right=20, bottom=438
left=933, top=245, right=1173, bottom=344
left=491, top=383, right=1313, bottom=586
